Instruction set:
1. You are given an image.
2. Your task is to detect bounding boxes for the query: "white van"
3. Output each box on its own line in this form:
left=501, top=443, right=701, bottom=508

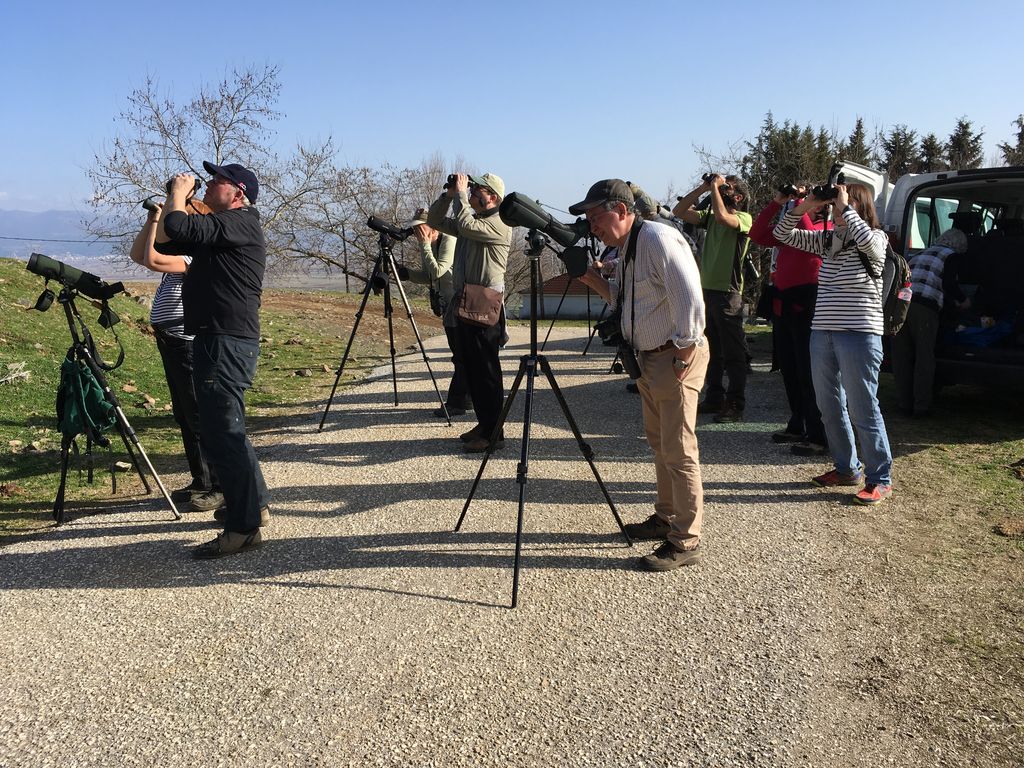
left=876, top=165, right=1024, bottom=387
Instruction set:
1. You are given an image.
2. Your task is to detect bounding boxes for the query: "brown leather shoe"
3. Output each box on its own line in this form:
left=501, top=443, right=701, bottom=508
left=623, top=514, right=670, bottom=541
left=460, top=425, right=486, bottom=443
left=640, top=541, right=701, bottom=571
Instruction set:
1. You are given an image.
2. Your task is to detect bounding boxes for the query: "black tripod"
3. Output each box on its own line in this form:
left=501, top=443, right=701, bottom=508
left=53, top=289, right=181, bottom=524
left=319, top=231, right=450, bottom=431
left=454, top=230, right=632, bottom=608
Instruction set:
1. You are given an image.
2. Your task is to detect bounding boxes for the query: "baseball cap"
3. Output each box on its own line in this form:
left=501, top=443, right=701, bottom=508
left=568, top=179, right=634, bottom=215
left=468, top=173, right=505, bottom=199
left=404, top=207, right=429, bottom=228
left=202, top=161, right=259, bottom=204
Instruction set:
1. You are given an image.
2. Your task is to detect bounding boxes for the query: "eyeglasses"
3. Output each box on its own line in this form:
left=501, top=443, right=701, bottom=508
left=207, top=176, right=237, bottom=188
left=585, top=207, right=615, bottom=224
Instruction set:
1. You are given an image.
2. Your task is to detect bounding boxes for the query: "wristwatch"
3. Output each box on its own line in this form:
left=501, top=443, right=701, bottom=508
left=672, top=357, right=690, bottom=371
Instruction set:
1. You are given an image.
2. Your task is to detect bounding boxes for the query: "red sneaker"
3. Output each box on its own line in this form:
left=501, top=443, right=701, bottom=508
left=854, top=484, right=892, bottom=505
left=811, top=469, right=864, bottom=488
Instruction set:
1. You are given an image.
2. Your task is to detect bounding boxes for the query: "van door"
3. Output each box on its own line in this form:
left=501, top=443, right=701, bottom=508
left=835, top=160, right=893, bottom=219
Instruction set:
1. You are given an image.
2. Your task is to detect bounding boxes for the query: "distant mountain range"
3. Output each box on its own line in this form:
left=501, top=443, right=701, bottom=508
left=0, top=209, right=114, bottom=261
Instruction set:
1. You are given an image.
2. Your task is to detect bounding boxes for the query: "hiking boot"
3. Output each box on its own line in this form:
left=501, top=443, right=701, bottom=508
left=714, top=404, right=744, bottom=423
left=192, top=529, right=265, bottom=560
left=434, top=404, right=467, bottom=417
left=791, top=441, right=828, bottom=457
left=771, top=429, right=804, bottom=444
left=171, top=481, right=210, bottom=504
left=854, top=484, right=893, bottom=505
left=697, top=399, right=723, bottom=415
left=811, top=469, right=864, bottom=488
left=189, top=489, right=226, bottom=512
left=640, top=541, right=701, bottom=571
left=464, top=432, right=505, bottom=453
left=214, top=506, right=271, bottom=527
left=623, top=514, right=670, bottom=541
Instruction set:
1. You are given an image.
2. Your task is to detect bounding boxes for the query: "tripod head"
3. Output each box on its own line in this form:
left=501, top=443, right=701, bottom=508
left=525, top=228, right=549, bottom=257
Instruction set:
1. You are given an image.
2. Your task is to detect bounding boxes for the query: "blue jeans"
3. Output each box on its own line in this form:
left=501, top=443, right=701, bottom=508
left=809, top=330, right=892, bottom=485
left=192, top=334, right=270, bottom=532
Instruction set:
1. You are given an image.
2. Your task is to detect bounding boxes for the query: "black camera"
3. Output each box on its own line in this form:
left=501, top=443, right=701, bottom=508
left=778, top=183, right=802, bottom=197
left=595, top=312, right=624, bottom=347
left=366, top=215, right=412, bottom=242
left=702, top=172, right=719, bottom=183
left=27, top=253, right=125, bottom=302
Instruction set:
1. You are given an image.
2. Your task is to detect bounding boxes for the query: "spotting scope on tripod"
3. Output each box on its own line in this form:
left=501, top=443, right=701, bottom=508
left=25, top=254, right=181, bottom=524
left=453, top=195, right=631, bottom=608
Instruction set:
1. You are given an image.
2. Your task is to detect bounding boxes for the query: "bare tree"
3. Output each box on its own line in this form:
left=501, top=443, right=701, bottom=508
left=85, top=65, right=335, bottom=269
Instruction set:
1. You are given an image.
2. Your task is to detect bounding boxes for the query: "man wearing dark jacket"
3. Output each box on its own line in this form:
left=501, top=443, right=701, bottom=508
left=155, top=161, right=271, bottom=558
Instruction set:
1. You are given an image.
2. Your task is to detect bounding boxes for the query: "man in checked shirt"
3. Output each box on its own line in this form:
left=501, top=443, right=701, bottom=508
left=575, top=179, right=710, bottom=570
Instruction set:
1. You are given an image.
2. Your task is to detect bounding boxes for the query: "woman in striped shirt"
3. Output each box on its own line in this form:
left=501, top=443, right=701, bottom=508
left=773, top=184, right=893, bottom=505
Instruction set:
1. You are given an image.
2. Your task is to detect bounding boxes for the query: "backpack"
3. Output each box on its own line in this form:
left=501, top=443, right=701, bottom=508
left=858, top=242, right=912, bottom=336
left=56, top=353, right=117, bottom=447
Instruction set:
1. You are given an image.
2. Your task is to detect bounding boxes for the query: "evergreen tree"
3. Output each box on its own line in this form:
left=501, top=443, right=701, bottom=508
left=842, top=117, right=871, bottom=165
left=880, top=124, right=920, bottom=181
left=998, top=114, right=1024, bottom=165
left=918, top=133, right=948, bottom=172
left=946, top=116, right=984, bottom=169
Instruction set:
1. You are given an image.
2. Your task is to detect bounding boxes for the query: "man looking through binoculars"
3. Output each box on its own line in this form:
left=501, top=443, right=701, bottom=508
left=674, top=174, right=752, bottom=423
left=154, top=162, right=272, bottom=558
left=575, top=179, right=710, bottom=571
left=427, top=173, right=511, bottom=453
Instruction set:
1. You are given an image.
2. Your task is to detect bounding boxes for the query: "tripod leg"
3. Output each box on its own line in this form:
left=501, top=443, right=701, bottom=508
left=382, top=280, right=399, bottom=406
left=385, top=253, right=452, bottom=425
left=116, top=425, right=151, bottom=494
left=53, top=438, right=72, bottom=524
left=583, top=303, right=608, bottom=356
left=541, top=279, right=573, bottom=352
left=510, top=355, right=542, bottom=609
left=318, top=263, right=381, bottom=431
left=537, top=355, right=632, bottom=545
left=111, top=406, right=181, bottom=520
left=453, top=355, right=528, bottom=532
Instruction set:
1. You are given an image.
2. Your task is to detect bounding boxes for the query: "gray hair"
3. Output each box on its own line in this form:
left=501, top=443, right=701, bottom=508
left=935, top=227, right=968, bottom=253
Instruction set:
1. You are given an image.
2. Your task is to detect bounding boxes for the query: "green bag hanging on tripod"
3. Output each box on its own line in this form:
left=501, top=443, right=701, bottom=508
left=57, top=354, right=117, bottom=447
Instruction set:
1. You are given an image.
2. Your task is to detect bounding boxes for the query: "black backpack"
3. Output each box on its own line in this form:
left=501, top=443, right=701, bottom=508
left=858, top=243, right=912, bottom=336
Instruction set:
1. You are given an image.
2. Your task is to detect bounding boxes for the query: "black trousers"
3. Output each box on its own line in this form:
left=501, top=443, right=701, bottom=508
left=703, top=289, right=748, bottom=409
left=154, top=329, right=213, bottom=489
left=774, top=285, right=825, bottom=445
left=192, top=334, right=270, bottom=532
left=456, top=317, right=505, bottom=434
left=443, top=324, right=470, bottom=409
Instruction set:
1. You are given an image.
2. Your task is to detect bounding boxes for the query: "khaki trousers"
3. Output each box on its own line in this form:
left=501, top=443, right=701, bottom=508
left=637, top=342, right=709, bottom=550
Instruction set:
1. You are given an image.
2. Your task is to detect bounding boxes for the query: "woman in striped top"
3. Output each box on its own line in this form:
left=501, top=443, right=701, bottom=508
left=773, top=184, right=894, bottom=505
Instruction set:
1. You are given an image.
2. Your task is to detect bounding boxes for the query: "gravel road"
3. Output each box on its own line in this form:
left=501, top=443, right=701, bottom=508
left=0, top=327, right=999, bottom=767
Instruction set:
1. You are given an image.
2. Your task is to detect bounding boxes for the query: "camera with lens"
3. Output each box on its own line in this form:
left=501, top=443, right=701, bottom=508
left=778, top=183, right=802, bottom=197
left=595, top=311, right=624, bottom=347
left=701, top=172, right=719, bottom=184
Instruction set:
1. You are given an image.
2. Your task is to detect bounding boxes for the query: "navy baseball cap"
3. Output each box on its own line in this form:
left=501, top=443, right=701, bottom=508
left=203, top=161, right=259, bottom=204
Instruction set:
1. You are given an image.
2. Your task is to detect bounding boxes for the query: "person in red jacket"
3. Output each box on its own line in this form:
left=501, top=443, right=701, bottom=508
left=749, top=184, right=829, bottom=455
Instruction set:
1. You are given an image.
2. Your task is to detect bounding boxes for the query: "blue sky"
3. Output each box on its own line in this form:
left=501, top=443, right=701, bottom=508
left=2, top=0, right=1022, bottom=218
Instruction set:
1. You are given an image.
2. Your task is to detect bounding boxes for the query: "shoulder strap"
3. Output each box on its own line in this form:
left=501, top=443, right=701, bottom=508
left=616, top=219, right=645, bottom=348
left=857, top=244, right=883, bottom=281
